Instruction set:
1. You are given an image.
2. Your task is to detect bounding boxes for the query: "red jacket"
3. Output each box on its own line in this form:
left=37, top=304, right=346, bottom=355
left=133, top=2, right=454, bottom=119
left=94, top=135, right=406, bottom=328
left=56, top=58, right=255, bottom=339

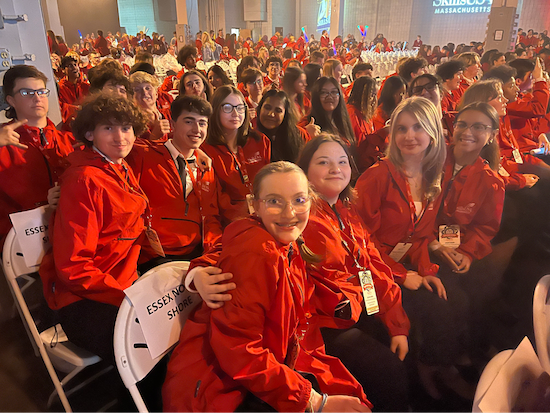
left=163, top=218, right=369, bottom=412
left=201, top=133, right=271, bottom=224
left=304, top=200, right=410, bottom=338
left=320, top=35, right=330, bottom=48
left=39, top=148, right=147, bottom=310
left=347, top=104, right=375, bottom=146
left=507, top=80, right=550, bottom=152
left=372, top=107, right=389, bottom=131
left=126, top=140, right=223, bottom=263
left=93, top=36, right=110, bottom=56
left=156, top=90, right=174, bottom=114
left=57, top=77, right=91, bottom=124
left=355, top=159, right=440, bottom=282
left=0, top=119, right=75, bottom=246
left=435, top=149, right=505, bottom=262
left=441, top=90, right=459, bottom=114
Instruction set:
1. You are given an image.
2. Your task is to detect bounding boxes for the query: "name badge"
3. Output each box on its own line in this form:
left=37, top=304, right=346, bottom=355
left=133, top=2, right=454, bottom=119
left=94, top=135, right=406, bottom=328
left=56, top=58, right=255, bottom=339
left=513, top=149, right=524, bottom=164
left=388, top=242, right=412, bottom=262
left=498, top=165, right=510, bottom=177
left=246, top=194, right=255, bottom=214
left=439, top=224, right=461, bottom=249
left=145, top=227, right=166, bottom=257
left=359, top=270, right=379, bottom=315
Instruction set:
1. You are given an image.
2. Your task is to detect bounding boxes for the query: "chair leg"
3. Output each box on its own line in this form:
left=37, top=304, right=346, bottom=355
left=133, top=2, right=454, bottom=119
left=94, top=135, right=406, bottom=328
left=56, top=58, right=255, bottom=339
left=129, top=385, right=149, bottom=413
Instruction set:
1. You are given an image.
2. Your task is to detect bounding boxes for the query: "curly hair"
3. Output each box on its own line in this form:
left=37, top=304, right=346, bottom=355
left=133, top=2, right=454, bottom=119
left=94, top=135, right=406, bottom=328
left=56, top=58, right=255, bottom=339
left=72, top=93, right=148, bottom=146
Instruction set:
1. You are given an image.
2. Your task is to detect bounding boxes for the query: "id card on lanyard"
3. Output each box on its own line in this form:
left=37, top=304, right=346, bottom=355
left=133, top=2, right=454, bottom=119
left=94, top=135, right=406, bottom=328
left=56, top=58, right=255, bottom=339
left=228, top=147, right=255, bottom=214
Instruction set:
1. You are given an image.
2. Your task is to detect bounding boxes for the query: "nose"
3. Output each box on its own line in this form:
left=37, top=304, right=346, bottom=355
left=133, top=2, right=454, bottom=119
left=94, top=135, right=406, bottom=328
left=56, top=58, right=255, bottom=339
left=281, top=202, right=296, bottom=218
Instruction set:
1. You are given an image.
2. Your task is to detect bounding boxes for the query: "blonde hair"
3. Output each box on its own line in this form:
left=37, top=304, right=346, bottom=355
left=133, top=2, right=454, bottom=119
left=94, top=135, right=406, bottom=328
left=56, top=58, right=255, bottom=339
left=129, top=71, right=159, bottom=88
left=322, top=59, right=342, bottom=79
left=252, top=161, right=321, bottom=264
left=201, top=32, right=216, bottom=51
left=387, top=96, right=446, bottom=201
left=454, top=52, right=480, bottom=67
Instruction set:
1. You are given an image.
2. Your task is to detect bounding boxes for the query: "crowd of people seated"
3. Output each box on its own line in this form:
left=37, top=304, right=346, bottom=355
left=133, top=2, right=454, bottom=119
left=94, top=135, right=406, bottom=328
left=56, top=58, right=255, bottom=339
left=2, top=23, right=550, bottom=412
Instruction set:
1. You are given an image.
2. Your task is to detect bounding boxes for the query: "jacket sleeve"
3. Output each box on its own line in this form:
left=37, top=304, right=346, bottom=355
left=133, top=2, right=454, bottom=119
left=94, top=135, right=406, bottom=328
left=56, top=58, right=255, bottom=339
left=52, top=173, right=128, bottom=306
left=458, top=177, right=505, bottom=261
left=507, top=81, right=550, bottom=118
left=355, top=171, right=408, bottom=283
left=209, top=252, right=312, bottom=412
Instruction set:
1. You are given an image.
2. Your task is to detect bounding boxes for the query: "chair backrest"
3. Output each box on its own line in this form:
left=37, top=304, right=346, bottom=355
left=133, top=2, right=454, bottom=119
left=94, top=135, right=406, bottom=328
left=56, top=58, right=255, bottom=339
left=472, top=349, right=513, bottom=412
left=533, top=274, right=550, bottom=372
left=113, top=261, right=201, bottom=411
left=3, top=227, right=41, bottom=280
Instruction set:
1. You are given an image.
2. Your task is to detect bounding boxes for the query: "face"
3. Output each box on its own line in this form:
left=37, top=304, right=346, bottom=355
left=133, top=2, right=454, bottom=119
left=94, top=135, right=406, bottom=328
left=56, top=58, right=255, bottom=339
left=208, top=71, right=223, bottom=89
left=502, top=79, right=520, bottom=102
left=453, top=110, right=495, bottom=156
left=268, top=61, right=281, bottom=78
left=259, top=96, right=285, bottom=130
left=6, top=78, right=49, bottom=121
left=183, top=74, right=205, bottom=97
left=64, top=60, right=80, bottom=79
left=411, top=78, right=441, bottom=108
left=394, top=111, right=432, bottom=159
left=246, top=76, right=263, bottom=97
left=171, top=110, right=209, bottom=151
left=319, top=82, right=340, bottom=112
left=307, top=142, right=351, bottom=203
left=185, top=54, right=197, bottom=69
left=223, top=46, right=229, bottom=54
left=494, top=55, right=506, bottom=66
left=411, top=66, right=427, bottom=80
left=294, top=74, right=307, bottom=94
left=333, top=64, right=344, bottom=83
left=86, top=124, right=136, bottom=163
left=90, top=54, right=100, bottom=66
left=102, top=80, right=127, bottom=98
left=448, top=70, right=464, bottom=90
left=394, top=84, right=407, bottom=105
left=488, top=86, right=508, bottom=116
left=219, top=93, right=246, bottom=131
left=254, top=171, right=310, bottom=245
left=133, top=82, right=158, bottom=110
left=464, top=60, right=481, bottom=79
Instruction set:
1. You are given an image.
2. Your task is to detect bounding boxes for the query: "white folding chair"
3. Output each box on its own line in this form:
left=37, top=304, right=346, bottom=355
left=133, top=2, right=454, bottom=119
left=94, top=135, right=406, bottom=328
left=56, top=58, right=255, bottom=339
left=472, top=349, right=513, bottom=412
left=2, top=227, right=110, bottom=412
left=113, top=261, right=201, bottom=412
left=533, top=274, right=550, bottom=372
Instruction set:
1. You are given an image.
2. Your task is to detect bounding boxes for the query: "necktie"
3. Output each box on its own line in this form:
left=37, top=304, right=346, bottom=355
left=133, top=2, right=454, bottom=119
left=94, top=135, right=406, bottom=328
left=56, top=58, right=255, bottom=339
left=176, top=157, right=187, bottom=196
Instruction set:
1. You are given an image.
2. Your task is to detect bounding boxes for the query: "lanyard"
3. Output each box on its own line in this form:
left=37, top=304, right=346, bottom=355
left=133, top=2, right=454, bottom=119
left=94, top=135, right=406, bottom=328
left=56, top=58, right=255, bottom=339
left=182, top=152, right=204, bottom=217
left=227, top=146, right=253, bottom=194
left=329, top=204, right=367, bottom=271
left=392, top=172, right=429, bottom=233
left=285, top=243, right=311, bottom=341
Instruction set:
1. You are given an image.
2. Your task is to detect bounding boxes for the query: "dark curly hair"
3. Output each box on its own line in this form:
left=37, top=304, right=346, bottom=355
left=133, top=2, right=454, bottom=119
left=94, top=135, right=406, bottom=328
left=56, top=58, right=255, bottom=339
left=72, top=93, right=148, bottom=147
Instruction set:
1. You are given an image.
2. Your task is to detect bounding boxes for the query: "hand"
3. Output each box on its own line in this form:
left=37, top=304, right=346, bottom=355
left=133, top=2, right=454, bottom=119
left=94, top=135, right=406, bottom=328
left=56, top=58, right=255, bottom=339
left=524, top=173, right=540, bottom=188
left=433, top=245, right=460, bottom=271
left=47, top=183, right=60, bottom=211
left=534, top=57, right=544, bottom=80
left=193, top=266, right=236, bottom=309
left=149, top=118, right=171, bottom=140
left=0, top=119, right=29, bottom=149
left=249, top=107, right=257, bottom=119
left=453, top=252, right=472, bottom=274
left=390, top=335, right=409, bottom=361
left=322, top=395, right=371, bottom=412
left=403, top=271, right=422, bottom=290
left=195, top=148, right=212, bottom=171
left=305, top=117, right=321, bottom=138
left=538, top=133, right=550, bottom=155
left=422, top=275, right=447, bottom=300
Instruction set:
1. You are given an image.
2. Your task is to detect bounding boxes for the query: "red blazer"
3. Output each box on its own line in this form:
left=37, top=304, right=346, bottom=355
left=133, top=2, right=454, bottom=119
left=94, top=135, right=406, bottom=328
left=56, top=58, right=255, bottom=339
left=39, top=148, right=147, bottom=310
left=355, top=159, right=440, bottom=282
left=58, top=77, right=91, bottom=124
left=304, top=200, right=410, bottom=338
left=436, top=149, right=505, bottom=262
left=201, top=133, right=271, bottom=224
left=163, top=218, right=369, bottom=412
left=0, top=119, right=75, bottom=246
left=507, top=80, right=550, bottom=152
left=126, top=140, right=223, bottom=263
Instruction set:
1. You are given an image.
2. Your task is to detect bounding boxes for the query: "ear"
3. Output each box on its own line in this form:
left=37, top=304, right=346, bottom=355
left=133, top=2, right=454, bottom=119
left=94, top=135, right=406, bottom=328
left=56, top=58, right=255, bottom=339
left=5, top=94, right=15, bottom=108
left=170, top=119, right=176, bottom=131
left=515, top=77, right=522, bottom=86
left=84, top=130, right=94, bottom=142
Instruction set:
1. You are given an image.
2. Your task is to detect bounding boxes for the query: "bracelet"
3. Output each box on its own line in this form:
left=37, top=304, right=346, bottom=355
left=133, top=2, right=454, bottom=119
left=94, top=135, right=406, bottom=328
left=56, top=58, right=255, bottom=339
left=317, top=393, right=328, bottom=413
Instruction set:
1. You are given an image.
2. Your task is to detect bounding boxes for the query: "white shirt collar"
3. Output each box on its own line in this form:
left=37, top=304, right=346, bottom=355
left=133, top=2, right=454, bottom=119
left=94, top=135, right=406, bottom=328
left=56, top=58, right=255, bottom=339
left=164, top=139, right=196, bottom=170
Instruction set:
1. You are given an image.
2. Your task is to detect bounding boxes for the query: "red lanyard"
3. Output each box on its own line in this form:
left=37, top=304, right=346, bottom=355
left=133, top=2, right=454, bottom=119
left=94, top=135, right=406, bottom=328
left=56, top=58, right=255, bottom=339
left=227, top=146, right=253, bottom=194
left=285, top=243, right=311, bottom=341
left=182, top=151, right=203, bottom=214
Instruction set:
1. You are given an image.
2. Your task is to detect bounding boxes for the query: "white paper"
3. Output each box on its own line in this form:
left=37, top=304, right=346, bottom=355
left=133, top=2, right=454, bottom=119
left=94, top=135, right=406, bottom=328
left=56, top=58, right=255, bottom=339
left=478, top=336, right=545, bottom=412
left=124, top=264, right=201, bottom=359
left=9, top=206, right=51, bottom=267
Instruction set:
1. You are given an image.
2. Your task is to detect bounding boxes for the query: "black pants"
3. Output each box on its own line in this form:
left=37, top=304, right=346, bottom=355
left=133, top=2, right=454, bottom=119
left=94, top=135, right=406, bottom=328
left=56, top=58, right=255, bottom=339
left=321, top=315, right=409, bottom=412
left=401, top=272, right=469, bottom=367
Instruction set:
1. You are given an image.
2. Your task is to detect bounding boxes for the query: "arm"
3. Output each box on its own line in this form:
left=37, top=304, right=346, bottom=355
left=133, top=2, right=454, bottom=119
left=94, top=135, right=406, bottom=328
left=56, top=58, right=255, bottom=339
left=507, top=80, right=550, bottom=118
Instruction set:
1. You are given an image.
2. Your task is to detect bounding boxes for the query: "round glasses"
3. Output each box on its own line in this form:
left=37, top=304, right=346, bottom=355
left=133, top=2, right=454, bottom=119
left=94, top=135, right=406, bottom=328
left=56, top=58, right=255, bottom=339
left=221, top=103, right=247, bottom=114
left=259, top=196, right=311, bottom=214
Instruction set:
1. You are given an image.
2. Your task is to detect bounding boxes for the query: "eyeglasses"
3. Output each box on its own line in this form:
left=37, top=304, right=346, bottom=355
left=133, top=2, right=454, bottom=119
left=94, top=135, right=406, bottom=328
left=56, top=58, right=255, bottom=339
left=320, top=90, right=340, bottom=99
left=247, top=79, right=263, bottom=87
left=15, top=88, right=50, bottom=98
left=221, top=103, right=247, bottom=114
left=259, top=196, right=311, bottom=214
left=454, top=121, right=494, bottom=134
left=411, top=83, right=437, bottom=95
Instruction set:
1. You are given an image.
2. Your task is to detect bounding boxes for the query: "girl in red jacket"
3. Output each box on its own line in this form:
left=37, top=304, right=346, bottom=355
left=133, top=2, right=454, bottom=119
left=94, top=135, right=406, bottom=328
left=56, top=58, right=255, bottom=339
left=39, top=94, right=149, bottom=361
left=201, top=85, right=271, bottom=225
left=163, top=161, right=371, bottom=412
left=298, top=134, right=410, bottom=411
left=355, top=97, right=470, bottom=399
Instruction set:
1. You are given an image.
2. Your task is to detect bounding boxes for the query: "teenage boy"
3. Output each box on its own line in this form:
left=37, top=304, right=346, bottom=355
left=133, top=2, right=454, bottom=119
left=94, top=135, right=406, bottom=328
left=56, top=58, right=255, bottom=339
left=263, top=56, right=283, bottom=88
left=126, top=95, right=223, bottom=271
left=58, top=55, right=90, bottom=125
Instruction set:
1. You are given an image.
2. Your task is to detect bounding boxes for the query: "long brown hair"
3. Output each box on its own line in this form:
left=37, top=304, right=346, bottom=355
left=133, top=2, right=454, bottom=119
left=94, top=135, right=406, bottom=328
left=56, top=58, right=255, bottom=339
left=252, top=161, right=320, bottom=264
left=387, top=97, right=446, bottom=201
left=457, top=79, right=502, bottom=111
